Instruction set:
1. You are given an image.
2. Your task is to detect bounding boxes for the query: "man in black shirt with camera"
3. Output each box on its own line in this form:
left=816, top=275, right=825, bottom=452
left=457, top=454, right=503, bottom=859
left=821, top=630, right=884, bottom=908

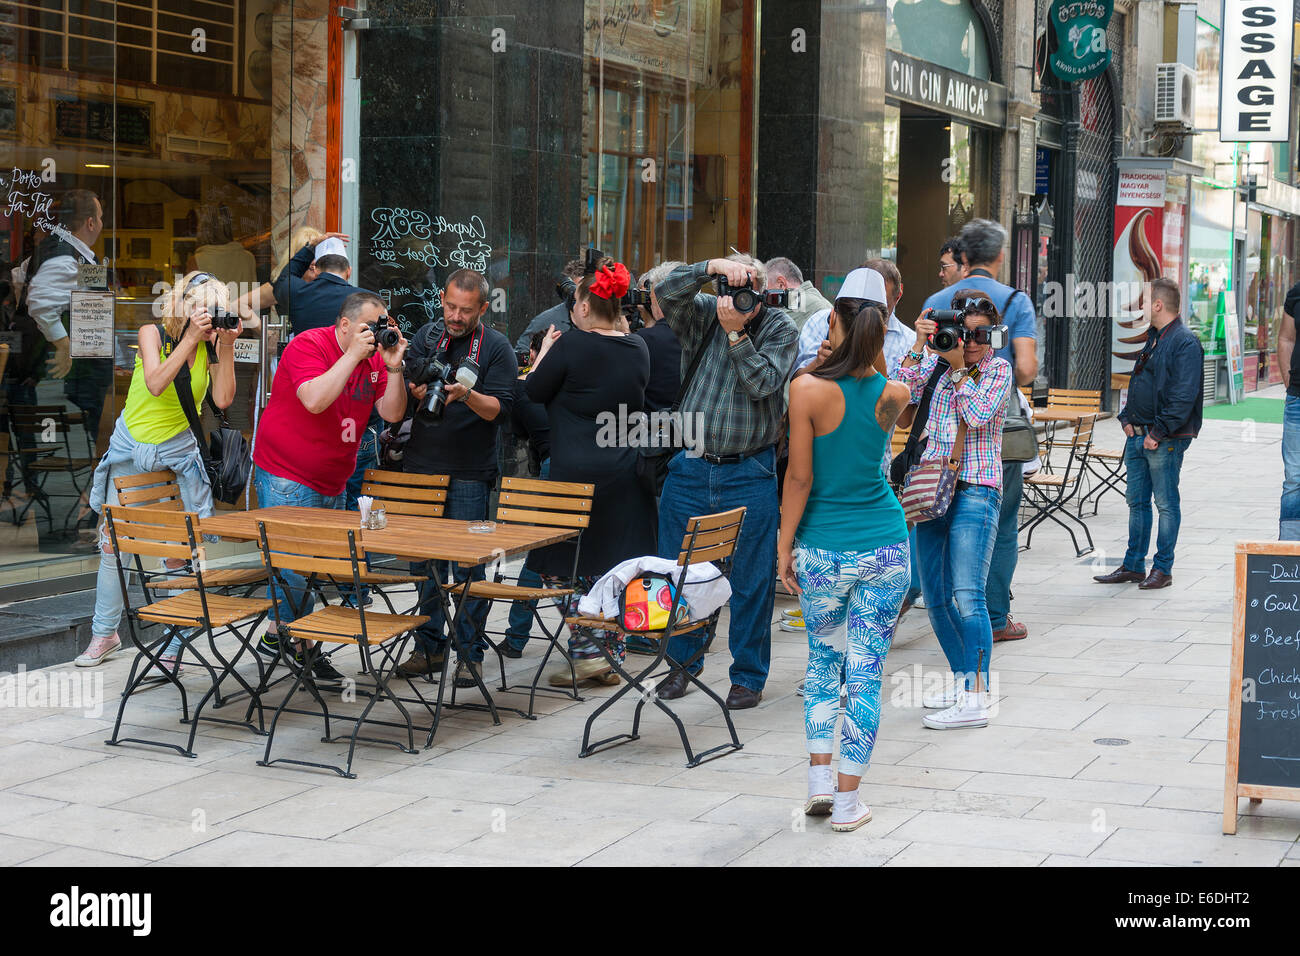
left=395, top=269, right=518, bottom=687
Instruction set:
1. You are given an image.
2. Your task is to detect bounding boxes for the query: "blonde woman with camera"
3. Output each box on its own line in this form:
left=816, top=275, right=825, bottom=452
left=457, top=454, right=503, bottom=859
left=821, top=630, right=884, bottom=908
left=79, top=272, right=245, bottom=671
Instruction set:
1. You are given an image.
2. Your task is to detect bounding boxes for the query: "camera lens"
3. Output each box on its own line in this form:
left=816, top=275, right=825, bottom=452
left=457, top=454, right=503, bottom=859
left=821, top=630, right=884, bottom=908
left=732, top=288, right=760, bottom=312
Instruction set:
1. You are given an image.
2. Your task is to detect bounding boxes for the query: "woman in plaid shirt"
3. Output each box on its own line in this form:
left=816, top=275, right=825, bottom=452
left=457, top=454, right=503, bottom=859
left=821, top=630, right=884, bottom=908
left=895, top=290, right=1012, bottom=730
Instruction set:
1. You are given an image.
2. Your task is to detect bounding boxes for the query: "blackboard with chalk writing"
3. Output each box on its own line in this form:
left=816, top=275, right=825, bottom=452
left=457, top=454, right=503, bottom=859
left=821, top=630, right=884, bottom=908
left=1225, top=542, right=1300, bottom=833
left=1237, top=554, right=1300, bottom=786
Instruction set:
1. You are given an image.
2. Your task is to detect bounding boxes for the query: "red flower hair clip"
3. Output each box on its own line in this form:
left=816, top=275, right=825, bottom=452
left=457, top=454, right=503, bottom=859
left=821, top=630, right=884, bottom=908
left=589, top=262, right=631, bottom=300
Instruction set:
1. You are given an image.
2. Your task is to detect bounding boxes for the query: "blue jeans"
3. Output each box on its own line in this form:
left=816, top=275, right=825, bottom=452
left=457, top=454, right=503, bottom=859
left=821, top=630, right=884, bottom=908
left=985, top=460, right=1023, bottom=630
left=411, top=477, right=491, bottom=661
left=905, top=526, right=922, bottom=603
left=1282, top=396, right=1300, bottom=539
left=504, top=457, right=549, bottom=649
left=1122, top=434, right=1189, bottom=575
left=915, top=484, right=1001, bottom=691
left=254, top=466, right=345, bottom=627
left=660, top=447, right=778, bottom=693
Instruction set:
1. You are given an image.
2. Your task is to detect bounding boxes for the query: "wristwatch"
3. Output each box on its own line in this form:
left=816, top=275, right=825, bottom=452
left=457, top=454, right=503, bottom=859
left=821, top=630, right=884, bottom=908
left=948, top=367, right=970, bottom=385
left=727, top=330, right=745, bottom=345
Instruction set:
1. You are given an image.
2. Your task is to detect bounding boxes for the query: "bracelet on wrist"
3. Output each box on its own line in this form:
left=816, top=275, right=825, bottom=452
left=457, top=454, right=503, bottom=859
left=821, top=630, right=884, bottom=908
left=907, top=349, right=925, bottom=362
left=385, top=363, right=403, bottom=374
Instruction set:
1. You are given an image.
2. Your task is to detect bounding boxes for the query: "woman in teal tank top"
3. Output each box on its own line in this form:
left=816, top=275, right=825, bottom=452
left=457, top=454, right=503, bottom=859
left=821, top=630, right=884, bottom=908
left=777, top=269, right=912, bottom=832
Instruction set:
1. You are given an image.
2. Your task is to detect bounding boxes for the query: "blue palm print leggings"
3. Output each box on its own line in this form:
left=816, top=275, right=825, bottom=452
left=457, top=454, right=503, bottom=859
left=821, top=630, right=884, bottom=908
left=796, top=540, right=910, bottom=777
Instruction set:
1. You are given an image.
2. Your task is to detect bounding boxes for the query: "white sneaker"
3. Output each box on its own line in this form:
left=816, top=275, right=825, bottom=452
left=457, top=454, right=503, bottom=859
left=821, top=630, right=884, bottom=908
left=805, top=765, right=833, bottom=816
left=922, top=690, right=989, bottom=730
left=922, top=687, right=958, bottom=709
left=913, top=595, right=926, bottom=609
left=830, top=789, right=872, bottom=831
left=779, top=617, right=806, bottom=632
left=75, top=633, right=120, bottom=667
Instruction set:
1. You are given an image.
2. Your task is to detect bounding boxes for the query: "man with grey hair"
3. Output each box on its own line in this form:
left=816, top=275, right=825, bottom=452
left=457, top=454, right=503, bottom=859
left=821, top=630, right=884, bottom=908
left=765, top=256, right=832, bottom=332
left=921, top=218, right=1038, bottom=643
left=651, top=253, right=798, bottom=709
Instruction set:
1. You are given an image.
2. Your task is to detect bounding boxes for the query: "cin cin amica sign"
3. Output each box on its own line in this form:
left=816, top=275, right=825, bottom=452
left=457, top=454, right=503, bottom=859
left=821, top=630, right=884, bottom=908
left=1218, top=0, right=1294, bottom=142
left=1047, top=0, right=1113, bottom=82
left=885, top=50, right=1008, bottom=129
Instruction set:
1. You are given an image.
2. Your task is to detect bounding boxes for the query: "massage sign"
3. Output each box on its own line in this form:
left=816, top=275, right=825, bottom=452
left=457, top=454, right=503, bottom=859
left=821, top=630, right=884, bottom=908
left=1218, top=0, right=1294, bottom=142
left=1047, top=0, right=1113, bottom=82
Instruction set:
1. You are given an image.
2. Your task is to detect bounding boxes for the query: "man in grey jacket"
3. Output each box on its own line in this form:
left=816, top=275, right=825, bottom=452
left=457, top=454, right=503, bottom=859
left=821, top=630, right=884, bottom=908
left=765, top=257, right=830, bottom=333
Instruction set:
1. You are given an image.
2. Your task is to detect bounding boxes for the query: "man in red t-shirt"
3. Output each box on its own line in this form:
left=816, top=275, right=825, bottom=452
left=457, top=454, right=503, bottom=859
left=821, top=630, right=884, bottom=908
left=252, top=290, right=408, bottom=680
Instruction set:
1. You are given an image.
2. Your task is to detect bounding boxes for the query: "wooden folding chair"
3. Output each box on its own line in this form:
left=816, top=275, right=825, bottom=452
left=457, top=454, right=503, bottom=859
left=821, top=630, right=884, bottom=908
left=1041, top=388, right=1101, bottom=466
left=9, top=405, right=95, bottom=533
left=565, top=507, right=747, bottom=768
left=458, top=476, right=594, bottom=718
left=1077, top=437, right=1127, bottom=517
left=341, top=468, right=449, bottom=612
left=254, top=520, right=431, bottom=779
left=113, top=469, right=268, bottom=593
left=1020, top=413, right=1098, bottom=556
left=102, top=506, right=272, bottom=758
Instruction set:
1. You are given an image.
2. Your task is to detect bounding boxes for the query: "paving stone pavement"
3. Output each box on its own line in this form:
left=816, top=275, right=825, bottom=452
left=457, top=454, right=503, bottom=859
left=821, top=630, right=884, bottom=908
left=0, top=401, right=1295, bottom=866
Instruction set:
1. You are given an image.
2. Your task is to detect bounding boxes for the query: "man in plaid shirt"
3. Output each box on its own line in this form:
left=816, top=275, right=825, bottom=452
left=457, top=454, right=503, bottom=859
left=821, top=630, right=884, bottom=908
left=652, top=255, right=799, bottom=709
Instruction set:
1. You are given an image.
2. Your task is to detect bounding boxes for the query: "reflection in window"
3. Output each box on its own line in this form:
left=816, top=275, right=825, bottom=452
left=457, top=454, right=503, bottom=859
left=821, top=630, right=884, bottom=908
left=887, top=0, right=991, bottom=79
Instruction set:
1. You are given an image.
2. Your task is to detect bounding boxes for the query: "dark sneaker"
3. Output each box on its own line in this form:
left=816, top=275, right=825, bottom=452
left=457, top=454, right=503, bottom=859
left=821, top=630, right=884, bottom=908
left=498, top=640, right=525, bottom=660
left=306, top=652, right=346, bottom=684
left=257, top=634, right=283, bottom=660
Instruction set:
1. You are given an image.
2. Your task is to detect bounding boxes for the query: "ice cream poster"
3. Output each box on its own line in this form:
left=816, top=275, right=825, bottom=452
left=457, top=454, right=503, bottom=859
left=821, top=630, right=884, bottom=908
left=1111, top=169, right=1166, bottom=376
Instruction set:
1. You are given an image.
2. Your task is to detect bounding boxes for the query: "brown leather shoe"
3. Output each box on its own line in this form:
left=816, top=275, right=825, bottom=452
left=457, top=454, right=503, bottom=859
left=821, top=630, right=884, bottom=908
left=725, top=684, right=762, bottom=709
left=1093, top=567, right=1145, bottom=584
left=657, top=670, right=690, bottom=700
left=992, top=616, right=1028, bottom=642
left=1138, top=569, right=1173, bottom=590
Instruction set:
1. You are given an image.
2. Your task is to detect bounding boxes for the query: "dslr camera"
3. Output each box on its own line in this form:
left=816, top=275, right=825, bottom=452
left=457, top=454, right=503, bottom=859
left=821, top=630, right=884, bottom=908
left=926, top=309, right=1009, bottom=353
left=368, top=322, right=400, bottom=349
left=405, top=351, right=480, bottom=420
left=210, top=309, right=241, bottom=331
left=713, top=276, right=800, bottom=313
left=555, top=246, right=609, bottom=306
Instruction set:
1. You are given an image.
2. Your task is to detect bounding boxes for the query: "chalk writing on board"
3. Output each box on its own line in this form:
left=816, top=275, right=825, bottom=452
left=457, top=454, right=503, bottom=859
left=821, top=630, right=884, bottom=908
left=4, top=168, right=58, bottom=233
left=368, top=208, right=490, bottom=274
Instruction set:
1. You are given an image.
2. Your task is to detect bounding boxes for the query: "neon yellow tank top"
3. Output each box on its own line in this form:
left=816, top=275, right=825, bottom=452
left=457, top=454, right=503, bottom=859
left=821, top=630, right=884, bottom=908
left=123, top=336, right=210, bottom=445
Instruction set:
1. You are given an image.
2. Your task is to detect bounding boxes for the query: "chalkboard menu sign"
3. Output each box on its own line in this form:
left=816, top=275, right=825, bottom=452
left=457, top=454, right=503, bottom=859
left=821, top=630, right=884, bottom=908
left=53, top=92, right=152, bottom=151
left=1224, top=543, right=1300, bottom=833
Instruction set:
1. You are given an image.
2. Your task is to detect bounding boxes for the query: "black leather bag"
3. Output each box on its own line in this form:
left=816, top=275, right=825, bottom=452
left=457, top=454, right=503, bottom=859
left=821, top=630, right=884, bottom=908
left=166, top=327, right=252, bottom=505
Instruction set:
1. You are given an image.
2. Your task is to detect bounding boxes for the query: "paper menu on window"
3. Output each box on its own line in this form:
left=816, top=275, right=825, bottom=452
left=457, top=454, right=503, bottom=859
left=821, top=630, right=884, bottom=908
left=68, top=290, right=115, bottom=358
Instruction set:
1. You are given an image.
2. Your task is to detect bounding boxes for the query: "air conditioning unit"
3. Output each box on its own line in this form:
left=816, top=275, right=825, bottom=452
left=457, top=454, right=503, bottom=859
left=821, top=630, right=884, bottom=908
left=1155, top=62, right=1195, bottom=127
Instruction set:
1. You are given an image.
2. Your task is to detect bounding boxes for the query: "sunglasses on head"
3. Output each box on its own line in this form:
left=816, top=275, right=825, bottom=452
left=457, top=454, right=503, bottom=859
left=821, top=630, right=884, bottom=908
left=185, top=272, right=217, bottom=292
left=955, top=297, right=997, bottom=316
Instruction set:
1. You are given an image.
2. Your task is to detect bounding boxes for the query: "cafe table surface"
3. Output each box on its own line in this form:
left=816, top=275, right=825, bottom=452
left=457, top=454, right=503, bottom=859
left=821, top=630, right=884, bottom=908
left=201, top=506, right=577, bottom=563
left=200, top=505, right=579, bottom=742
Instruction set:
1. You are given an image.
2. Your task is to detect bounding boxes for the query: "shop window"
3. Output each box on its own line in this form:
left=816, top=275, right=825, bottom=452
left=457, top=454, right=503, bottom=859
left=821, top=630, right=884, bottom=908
left=584, top=0, right=748, bottom=271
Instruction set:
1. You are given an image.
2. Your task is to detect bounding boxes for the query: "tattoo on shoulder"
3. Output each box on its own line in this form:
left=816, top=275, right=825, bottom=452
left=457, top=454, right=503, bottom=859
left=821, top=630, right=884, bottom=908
left=876, top=386, right=908, bottom=430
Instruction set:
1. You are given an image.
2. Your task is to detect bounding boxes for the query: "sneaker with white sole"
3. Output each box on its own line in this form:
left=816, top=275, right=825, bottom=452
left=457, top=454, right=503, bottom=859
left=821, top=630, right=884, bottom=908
left=830, top=790, right=872, bottom=831
left=922, top=690, right=989, bottom=730
left=805, top=765, right=833, bottom=816
left=75, top=633, right=120, bottom=667
left=922, top=686, right=958, bottom=709
left=779, top=616, right=806, bottom=632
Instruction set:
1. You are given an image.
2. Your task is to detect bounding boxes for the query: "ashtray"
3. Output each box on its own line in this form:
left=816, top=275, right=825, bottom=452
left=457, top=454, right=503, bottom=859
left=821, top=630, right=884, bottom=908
left=467, top=520, right=497, bottom=534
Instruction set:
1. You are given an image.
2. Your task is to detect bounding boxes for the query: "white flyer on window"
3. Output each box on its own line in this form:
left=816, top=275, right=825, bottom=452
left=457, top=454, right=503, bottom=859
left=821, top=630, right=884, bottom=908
left=68, top=290, right=115, bottom=358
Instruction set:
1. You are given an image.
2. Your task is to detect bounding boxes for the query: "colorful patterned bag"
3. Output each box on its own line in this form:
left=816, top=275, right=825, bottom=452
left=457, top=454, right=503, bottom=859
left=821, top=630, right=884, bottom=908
left=618, top=575, right=690, bottom=633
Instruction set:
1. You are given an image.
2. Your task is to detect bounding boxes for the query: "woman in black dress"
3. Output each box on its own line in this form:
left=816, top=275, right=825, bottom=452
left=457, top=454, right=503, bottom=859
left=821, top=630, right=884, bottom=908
left=526, top=256, right=656, bottom=685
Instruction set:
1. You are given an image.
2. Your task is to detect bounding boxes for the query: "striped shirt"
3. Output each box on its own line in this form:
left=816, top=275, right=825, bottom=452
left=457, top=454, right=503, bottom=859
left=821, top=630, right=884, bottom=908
left=896, top=350, right=1012, bottom=488
left=656, top=261, right=799, bottom=456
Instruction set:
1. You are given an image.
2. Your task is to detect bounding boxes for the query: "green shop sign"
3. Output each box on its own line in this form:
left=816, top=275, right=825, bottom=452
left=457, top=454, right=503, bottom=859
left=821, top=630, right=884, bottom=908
left=1047, top=0, right=1113, bottom=83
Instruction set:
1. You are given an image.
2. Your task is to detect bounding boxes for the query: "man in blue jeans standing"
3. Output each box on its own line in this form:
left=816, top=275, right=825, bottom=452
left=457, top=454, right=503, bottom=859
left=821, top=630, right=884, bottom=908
left=1095, top=278, right=1203, bottom=589
left=652, top=255, right=798, bottom=709
left=1277, top=279, right=1300, bottom=539
left=393, top=270, right=518, bottom=688
left=921, top=220, right=1039, bottom=643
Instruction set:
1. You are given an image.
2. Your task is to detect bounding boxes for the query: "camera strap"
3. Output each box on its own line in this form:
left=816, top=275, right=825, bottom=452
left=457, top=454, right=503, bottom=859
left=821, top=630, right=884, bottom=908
left=436, top=322, right=485, bottom=366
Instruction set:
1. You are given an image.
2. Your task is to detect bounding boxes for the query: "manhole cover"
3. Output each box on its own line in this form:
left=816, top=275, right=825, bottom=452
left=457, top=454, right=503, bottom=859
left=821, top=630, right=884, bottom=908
left=1094, top=738, right=1130, bottom=746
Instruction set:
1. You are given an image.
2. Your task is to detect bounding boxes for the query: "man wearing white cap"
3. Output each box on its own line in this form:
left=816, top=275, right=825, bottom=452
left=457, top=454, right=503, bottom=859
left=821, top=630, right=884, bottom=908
left=272, top=232, right=377, bottom=335
left=794, top=267, right=890, bottom=376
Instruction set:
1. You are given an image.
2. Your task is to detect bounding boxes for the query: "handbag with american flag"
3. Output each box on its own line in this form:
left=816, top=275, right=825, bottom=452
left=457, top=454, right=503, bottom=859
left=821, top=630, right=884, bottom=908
left=899, top=415, right=969, bottom=524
